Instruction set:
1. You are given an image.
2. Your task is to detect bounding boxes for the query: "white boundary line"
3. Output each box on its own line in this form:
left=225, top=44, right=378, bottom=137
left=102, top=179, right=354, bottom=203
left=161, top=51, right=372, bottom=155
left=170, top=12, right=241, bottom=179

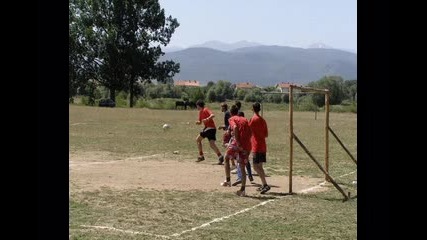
left=299, top=170, right=357, bottom=194
left=80, top=225, right=171, bottom=239
left=170, top=199, right=275, bottom=237
left=336, top=170, right=357, bottom=178
left=78, top=171, right=357, bottom=238
left=70, top=154, right=162, bottom=167
left=70, top=122, right=87, bottom=126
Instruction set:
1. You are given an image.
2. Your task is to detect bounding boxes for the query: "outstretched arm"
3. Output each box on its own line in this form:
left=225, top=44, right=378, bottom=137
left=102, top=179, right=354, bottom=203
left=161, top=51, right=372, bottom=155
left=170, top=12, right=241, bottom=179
left=202, top=113, right=215, bottom=123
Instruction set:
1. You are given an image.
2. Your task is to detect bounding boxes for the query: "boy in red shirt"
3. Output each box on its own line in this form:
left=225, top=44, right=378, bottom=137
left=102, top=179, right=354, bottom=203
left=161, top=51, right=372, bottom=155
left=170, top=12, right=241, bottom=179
left=249, top=102, right=270, bottom=194
left=221, top=104, right=252, bottom=196
left=195, top=100, right=224, bottom=164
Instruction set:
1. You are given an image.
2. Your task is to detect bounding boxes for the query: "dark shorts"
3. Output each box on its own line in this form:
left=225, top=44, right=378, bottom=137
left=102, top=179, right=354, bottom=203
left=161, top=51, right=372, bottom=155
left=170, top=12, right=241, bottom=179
left=200, top=128, right=217, bottom=141
left=252, top=152, right=267, bottom=164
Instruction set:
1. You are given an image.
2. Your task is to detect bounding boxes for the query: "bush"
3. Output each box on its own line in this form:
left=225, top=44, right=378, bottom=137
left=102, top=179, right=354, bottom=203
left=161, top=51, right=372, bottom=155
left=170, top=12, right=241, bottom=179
left=135, top=98, right=176, bottom=109
left=329, top=103, right=357, bottom=113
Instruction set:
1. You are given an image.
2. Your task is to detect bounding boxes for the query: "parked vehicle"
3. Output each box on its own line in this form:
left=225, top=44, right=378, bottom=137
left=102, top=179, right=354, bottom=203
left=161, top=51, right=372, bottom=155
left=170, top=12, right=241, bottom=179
left=98, top=98, right=116, bottom=107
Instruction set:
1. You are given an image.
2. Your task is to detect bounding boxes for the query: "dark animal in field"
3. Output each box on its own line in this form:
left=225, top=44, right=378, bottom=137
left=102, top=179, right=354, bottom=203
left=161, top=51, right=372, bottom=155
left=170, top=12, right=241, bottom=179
left=187, top=101, right=197, bottom=109
left=175, top=100, right=197, bottom=110
left=175, top=100, right=188, bottom=110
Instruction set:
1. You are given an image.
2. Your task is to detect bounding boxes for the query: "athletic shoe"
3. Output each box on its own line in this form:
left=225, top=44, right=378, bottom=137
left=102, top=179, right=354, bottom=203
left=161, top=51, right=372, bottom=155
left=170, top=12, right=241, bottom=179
left=231, top=169, right=238, bottom=174
left=260, top=185, right=271, bottom=194
left=232, top=179, right=242, bottom=186
left=248, top=176, right=254, bottom=182
left=221, top=181, right=231, bottom=187
left=196, top=156, right=205, bottom=162
left=217, top=155, right=224, bottom=165
left=236, top=190, right=246, bottom=197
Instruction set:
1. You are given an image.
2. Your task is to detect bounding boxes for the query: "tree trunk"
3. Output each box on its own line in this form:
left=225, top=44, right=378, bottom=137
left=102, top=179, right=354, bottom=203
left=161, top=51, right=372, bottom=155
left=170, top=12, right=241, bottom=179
left=110, top=88, right=116, bottom=102
left=129, top=81, right=134, bottom=108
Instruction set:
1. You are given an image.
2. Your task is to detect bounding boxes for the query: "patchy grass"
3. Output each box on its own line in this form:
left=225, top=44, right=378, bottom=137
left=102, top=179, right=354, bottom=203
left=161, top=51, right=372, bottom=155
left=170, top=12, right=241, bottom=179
left=69, top=105, right=357, bottom=239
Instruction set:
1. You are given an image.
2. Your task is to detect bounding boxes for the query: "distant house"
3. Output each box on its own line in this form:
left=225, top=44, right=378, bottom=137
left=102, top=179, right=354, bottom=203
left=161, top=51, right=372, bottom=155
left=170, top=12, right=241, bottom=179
left=235, top=82, right=255, bottom=89
left=174, top=80, right=200, bottom=87
left=275, top=82, right=302, bottom=93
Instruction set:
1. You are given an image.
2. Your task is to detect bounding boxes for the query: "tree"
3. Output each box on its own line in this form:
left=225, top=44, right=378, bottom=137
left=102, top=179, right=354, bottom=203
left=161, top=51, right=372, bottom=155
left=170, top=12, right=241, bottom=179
left=213, top=80, right=233, bottom=102
left=308, top=76, right=345, bottom=107
left=343, top=79, right=357, bottom=102
left=69, top=0, right=180, bottom=106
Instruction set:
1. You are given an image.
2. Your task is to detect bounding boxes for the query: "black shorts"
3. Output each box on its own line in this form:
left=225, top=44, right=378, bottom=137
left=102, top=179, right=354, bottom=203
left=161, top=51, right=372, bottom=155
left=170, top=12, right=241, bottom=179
left=252, top=152, right=266, bottom=164
left=200, top=128, right=217, bottom=141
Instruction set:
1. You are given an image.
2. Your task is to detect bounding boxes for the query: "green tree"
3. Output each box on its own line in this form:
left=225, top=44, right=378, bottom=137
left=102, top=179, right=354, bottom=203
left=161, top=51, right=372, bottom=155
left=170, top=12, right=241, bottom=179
left=189, top=87, right=205, bottom=102
left=308, top=76, right=345, bottom=107
left=69, top=0, right=180, bottom=107
left=235, top=89, right=247, bottom=100
left=206, top=88, right=216, bottom=102
left=213, top=80, right=234, bottom=102
left=343, top=79, right=357, bottom=102
left=244, top=88, right=263, bottom=103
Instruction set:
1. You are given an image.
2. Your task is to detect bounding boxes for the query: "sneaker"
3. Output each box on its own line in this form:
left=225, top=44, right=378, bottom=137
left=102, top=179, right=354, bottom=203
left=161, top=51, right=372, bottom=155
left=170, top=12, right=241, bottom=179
left=217, top=155, right=224, bottom=165
left=221, top=181, right=231, bottom=187
left=231, top=169, right=238, bottom=174
left=260, top=185, right=271, bottom=194
left=196, top=156, right=205, bottom=162
left=232, top=179, right=242, bottom=186
left=236, top=190, right=246, bottom=197
left=248, top=176, right=254, bottom=182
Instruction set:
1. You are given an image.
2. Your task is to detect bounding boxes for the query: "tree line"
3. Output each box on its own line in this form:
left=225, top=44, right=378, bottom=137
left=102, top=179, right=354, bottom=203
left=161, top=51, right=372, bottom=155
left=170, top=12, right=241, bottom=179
left=76, top=77, right=356, bottom=109
left=69, top=0, right=356, bottom=109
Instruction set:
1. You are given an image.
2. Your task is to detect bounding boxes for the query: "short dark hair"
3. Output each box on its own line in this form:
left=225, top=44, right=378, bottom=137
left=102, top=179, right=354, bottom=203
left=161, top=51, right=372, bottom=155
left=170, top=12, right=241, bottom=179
left=196, top=99, right=205, bottom=108
left=230, top=105, right=239, bottom=116
left=221, top=102, right=228, bottom=110
left=252, top=102, right=261, bottom=113
left=235, top=101, right=241, bottom=110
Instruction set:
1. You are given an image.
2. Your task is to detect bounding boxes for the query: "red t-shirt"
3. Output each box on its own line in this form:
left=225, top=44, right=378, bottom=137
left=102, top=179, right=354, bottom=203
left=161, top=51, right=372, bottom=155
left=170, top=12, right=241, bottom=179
left=249, top=113, right=268, bottom=153
left=199, top=107, right=216, bottom=129
left=229, top=115, right=252, bottom=151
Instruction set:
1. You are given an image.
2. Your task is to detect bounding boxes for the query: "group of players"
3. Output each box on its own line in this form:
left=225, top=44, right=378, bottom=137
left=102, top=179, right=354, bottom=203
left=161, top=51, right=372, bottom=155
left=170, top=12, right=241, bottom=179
left=194, top=100, right=270, bottom=197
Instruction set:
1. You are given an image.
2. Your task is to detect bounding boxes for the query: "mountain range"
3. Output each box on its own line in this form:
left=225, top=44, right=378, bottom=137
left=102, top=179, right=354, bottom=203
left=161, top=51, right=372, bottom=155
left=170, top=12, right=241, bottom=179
left=161, top=42, right=357, bottom=86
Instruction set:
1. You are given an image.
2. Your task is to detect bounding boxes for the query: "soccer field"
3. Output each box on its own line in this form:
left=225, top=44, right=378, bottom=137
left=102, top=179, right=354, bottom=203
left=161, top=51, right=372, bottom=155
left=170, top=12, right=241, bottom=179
left=69, top=104, right=357, bottom=239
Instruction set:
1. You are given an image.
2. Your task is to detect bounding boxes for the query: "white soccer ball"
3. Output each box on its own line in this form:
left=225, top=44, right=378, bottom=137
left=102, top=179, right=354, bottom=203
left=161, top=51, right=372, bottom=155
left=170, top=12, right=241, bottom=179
left=163, top=124, right=171, bottom=130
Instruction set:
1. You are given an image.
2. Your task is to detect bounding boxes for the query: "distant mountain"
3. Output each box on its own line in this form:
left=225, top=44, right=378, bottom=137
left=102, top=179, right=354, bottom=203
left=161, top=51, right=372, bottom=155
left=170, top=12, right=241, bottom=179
left=189, top=40, right=262, bottom=52
left=161, top=45, right=357, bottom=86
left=340, top=48, right=357, bottom=54
left=308, top=42, right=333, bottom=49
left=163, top=45, right=185, bottom=52
left=308, top=42, right=356, bottom=54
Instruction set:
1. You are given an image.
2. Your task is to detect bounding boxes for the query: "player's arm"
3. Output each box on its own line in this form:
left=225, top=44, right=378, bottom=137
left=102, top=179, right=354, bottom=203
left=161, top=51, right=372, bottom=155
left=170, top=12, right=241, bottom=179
left=233, top=125, right=241, bottom=149
left=264, top=121, right=268, bottom=138
left=202, top=113, right=215, bottom=123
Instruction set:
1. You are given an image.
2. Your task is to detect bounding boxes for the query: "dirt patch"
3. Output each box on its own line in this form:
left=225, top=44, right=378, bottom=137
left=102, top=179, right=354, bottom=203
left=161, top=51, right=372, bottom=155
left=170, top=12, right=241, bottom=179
left=70, top=152, right=327, bottom=196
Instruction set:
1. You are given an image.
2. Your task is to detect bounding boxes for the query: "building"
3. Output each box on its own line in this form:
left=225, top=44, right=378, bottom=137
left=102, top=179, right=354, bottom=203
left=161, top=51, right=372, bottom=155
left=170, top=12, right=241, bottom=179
left=174, top=80, right=200, bottom=87
left=235, top=82, right=255, bottom=89
left=275, top=82, right=302, bottom=93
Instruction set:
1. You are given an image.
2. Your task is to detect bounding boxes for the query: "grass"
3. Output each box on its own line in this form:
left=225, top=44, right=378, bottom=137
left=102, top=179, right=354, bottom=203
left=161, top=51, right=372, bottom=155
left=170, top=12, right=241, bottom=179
left=69, top=104, right=357, bottom=239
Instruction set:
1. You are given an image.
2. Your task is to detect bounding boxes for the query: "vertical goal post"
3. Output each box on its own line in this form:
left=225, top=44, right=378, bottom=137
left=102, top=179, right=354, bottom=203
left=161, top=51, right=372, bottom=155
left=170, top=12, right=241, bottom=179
left=260, top=84, right=356, bottom=201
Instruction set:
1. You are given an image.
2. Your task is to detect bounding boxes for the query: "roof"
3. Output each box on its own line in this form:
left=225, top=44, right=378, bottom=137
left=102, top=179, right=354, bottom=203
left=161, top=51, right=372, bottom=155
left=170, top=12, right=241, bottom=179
left=235, top=82, right=255, bottom=89
left=174, top=80, right=200, bottom=87
left=275, top=82, right=303, bottom=88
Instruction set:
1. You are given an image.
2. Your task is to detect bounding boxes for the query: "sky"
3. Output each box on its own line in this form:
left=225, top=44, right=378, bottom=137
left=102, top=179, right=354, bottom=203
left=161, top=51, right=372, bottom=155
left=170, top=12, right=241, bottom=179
left=159, top=0, right=357, bottom=52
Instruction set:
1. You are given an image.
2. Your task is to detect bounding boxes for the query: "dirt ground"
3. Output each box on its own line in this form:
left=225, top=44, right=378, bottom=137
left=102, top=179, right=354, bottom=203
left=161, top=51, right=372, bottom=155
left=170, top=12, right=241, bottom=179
left=69, top=151, right=328, bottom=196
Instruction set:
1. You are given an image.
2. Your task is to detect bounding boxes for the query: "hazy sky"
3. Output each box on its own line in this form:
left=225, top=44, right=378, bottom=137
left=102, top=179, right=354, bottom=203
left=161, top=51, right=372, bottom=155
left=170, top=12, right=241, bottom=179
left=159, top=0, right=357, bottom=51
